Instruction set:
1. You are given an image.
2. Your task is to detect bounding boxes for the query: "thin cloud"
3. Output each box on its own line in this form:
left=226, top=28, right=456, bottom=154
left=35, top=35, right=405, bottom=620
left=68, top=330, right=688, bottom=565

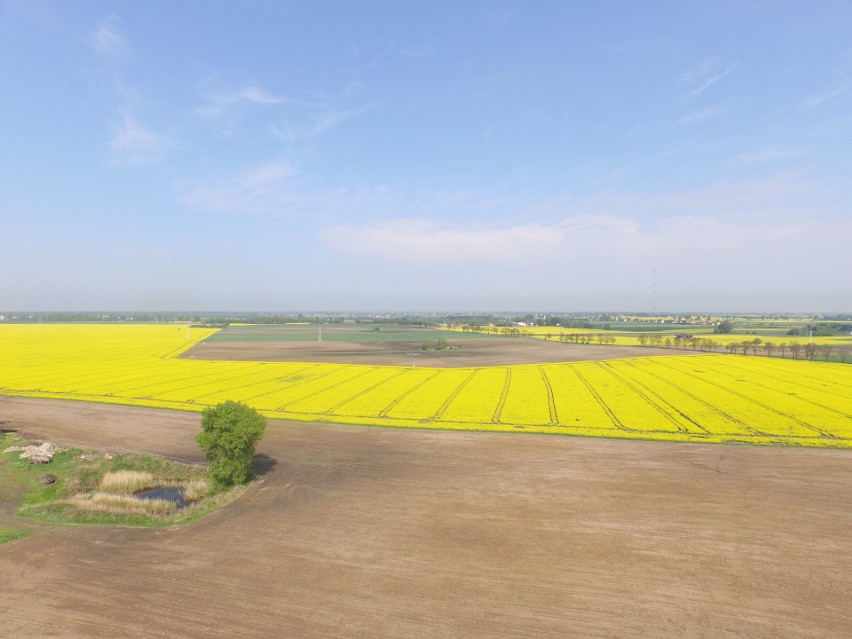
left=686, top=64, right=737, bottom=99
left=320, top=216, right=638, bottom=263
left=181, top=160, right=299, bottom=213
left=800, top=85, right=849, bottom=110
left=196, top=83, right=294, bottom=120
left=107, top=114, right=170, bottom=164
left=233, top=85, right=289, bottom=105
left=312, top=105, right=372, bottom=134
left=90, top=16, right=130, bottom=58
left=672, top=106, right=725, bottom=128
left=318, top=212, right=852, bottom=292
left=681, top=59, right=718, bottom=83
left=733, top=145, right=805, bottom=165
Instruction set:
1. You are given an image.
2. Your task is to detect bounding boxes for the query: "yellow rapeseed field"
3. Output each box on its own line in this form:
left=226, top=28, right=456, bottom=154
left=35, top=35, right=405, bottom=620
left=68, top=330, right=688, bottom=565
left=1, top=324, right=850, bottom=447
left=451, top=324, right=852, bottom=347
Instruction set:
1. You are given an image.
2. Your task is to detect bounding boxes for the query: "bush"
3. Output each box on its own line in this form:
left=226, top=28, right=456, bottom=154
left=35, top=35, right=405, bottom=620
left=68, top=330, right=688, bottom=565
left=196, top=401, right=267, bottom=489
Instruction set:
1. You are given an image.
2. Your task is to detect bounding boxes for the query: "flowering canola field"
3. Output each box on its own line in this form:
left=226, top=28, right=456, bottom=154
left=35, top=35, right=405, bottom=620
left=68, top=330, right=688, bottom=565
left=1, top=324, right=850, bottom=447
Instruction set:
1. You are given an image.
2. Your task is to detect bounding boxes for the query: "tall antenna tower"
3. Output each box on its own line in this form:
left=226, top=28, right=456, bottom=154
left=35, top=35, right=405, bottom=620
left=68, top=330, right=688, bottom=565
left=653, top=266, right=656, bottom=314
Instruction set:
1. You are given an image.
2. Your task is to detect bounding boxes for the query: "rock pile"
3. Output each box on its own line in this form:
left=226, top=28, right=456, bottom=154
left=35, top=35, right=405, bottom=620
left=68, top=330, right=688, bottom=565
left=4, top=442, right=63, bottom=464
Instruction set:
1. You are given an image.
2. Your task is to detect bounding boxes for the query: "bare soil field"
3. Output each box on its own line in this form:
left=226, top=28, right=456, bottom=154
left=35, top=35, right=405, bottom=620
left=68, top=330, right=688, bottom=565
left=1, top=398, right=850, bottom=638
left=183, top=337, right=705, bottom=366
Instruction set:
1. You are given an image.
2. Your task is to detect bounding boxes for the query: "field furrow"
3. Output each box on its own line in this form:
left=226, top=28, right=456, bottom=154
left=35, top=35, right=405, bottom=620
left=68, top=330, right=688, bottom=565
left=383, top=370, right=474, bottom=421
left=499, top=366, right=554, bottom=427
left=440, top=368, right=506, bottom=425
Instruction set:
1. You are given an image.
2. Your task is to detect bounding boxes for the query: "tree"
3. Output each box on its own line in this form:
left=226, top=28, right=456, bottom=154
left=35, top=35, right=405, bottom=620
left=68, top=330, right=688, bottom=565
left=790, top=343, right=802, bottom=359
left=804, top=343, right=818, bottom=361
left=714, top=320, right=734, bottom=334
left=763, top=342, right=776, bottom=358
left=196, top=401, right=267, bottom=489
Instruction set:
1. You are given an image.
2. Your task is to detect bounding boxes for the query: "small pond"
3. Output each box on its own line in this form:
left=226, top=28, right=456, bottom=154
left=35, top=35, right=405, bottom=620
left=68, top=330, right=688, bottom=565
left=135, top=486, right=189, bottom=510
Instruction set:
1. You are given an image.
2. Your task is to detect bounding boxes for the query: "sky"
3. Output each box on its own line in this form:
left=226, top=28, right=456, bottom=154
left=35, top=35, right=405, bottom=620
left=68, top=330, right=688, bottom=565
left=1, top=1, right=851, bottom=313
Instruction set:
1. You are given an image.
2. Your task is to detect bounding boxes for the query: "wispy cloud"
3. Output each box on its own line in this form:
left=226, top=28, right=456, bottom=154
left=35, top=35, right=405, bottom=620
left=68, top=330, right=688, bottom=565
left=320, top=218, right=600, bottom=262
left=686, top=64, right=737, bottom=99
left=679, top=59, right=737, bottom=104
left=107, top=113, right=170, bottom=165
left=180, top=160, right=300, bottom=214
left=311, top=105, right=373, bottom=134
left=681, top=59, right=718, bottom=83
left=800, top=85, right=849, bottom=110
left=318, top=211, right=851, bottom=285
left=234, top=85, right=289, bottom=105
left=196, top=82, right=370, bottom=141
left=89, top=16, right=130, bottom=58
left=672, top=106, right=725, bottom=128
left=733, top=145, right=805, bottom=165
left=489, top=7, right=512, bottom=31
left=197, top=83, right=293, bottom=119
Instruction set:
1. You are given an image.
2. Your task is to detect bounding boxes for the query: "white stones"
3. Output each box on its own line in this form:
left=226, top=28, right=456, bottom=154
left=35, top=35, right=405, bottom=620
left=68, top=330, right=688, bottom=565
left=4, top=442, right=63, bottom=463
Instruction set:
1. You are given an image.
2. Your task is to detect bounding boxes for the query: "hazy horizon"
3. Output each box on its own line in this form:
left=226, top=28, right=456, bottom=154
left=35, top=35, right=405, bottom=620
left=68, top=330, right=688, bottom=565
left=2, top=2, right=850, bottom=312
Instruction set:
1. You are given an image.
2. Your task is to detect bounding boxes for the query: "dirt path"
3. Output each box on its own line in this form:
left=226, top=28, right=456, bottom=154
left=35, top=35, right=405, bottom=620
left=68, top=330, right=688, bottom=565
left=1, top=397, right=851, bottom=638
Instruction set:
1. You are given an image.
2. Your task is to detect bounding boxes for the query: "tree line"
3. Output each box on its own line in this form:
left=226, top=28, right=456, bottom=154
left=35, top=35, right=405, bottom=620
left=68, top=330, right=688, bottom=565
left=637, top=335, right=847, bottom=362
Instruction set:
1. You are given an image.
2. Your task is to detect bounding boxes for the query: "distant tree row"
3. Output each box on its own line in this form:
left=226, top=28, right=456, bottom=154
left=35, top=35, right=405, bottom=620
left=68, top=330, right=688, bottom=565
left=637, top=335, right=721, bottom=351
left=459, top=326, right=532, bottom=337
left=637, top=335, right=847, bottom=362
left=787, top=323, right=852, bottom=337
left=558, top=333, right=617, bottom=345
left=457, top=326, right=617, bottom=344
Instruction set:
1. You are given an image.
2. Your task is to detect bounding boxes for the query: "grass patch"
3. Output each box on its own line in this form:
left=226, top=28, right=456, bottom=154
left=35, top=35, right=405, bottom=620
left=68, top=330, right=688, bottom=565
left=0, top=525, right=31, bottom=544
left=1, top=432, right=237, bottom=528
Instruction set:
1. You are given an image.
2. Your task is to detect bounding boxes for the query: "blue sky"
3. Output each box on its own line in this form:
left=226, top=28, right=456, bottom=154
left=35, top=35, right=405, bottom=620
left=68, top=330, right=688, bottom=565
left=2, top=1, right=850, bottom=312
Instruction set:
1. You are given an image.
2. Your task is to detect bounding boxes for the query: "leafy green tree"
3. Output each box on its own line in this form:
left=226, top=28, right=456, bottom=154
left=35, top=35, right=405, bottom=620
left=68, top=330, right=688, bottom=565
left=714, top=320, right=734, bottom=334
left=196, top=401, right=267, bottom=489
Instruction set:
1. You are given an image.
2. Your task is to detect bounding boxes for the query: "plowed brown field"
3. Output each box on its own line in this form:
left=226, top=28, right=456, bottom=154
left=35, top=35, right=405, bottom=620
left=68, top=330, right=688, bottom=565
left=1, top=397, right=850, bottom=638
left=182, top=337, right=705, bottom=366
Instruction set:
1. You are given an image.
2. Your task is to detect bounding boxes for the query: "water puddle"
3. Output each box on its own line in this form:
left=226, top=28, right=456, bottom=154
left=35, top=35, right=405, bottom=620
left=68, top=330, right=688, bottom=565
left=135, top=486, right=189, bottom=510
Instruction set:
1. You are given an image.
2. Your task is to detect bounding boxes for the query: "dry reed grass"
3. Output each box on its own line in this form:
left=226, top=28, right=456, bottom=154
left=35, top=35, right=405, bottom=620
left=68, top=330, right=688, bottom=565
left=70, top=492, right=176, bottom=515
left=69, top=471, right=209, bottom=517
left=182, top=479, right=210, bottom=502
left=99, top=470, right=154, bottom=494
